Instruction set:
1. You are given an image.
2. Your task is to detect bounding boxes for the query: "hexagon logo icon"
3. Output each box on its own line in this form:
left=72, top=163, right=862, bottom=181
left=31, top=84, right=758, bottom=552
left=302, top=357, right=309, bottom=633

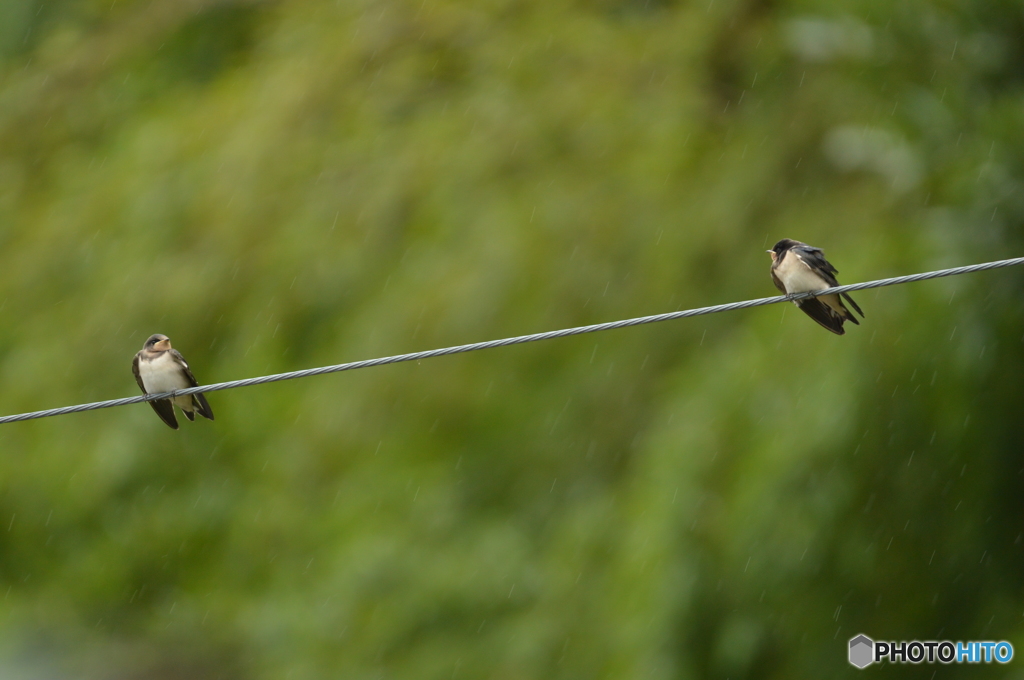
left=849, top=634, right=874, bottom=668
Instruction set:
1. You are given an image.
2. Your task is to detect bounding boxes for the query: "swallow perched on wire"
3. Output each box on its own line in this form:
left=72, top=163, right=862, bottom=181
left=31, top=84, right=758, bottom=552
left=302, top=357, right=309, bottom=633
left=132, top=334, right=214, bottom=429
left=768, top=239, right=864, bottom=335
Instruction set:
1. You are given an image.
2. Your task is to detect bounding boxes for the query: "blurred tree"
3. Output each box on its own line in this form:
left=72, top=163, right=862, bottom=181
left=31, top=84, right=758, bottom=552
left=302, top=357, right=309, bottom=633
left=0, top=0, right=1021, bottom=677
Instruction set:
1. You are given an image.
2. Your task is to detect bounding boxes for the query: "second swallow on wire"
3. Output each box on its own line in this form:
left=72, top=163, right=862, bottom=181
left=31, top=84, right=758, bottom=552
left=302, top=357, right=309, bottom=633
left=132, top=334, right=214, bottom=429
left=768, top=239, right=864, bottom=335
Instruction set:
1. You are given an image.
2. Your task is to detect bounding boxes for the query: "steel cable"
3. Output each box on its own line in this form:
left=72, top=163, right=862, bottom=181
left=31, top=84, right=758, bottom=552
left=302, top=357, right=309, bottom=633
left=1, top=255, right=1021, bottom=424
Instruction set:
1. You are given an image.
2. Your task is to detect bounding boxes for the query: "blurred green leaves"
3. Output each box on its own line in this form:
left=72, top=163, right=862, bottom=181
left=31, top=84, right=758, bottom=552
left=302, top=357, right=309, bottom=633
left=0, top=0, right=1022, bottom=677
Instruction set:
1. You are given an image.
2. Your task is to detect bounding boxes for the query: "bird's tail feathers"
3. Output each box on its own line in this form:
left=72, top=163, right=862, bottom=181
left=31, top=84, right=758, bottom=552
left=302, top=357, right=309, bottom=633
left=842, top=292, right=865, bottom=318
left=194, top=393, right=215, bottom=421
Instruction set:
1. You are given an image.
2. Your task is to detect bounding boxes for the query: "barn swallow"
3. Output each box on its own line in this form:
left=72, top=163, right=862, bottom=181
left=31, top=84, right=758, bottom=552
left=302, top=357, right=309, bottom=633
left=132, top=334, right=214, bottom=429
left=768, top=239, right=864, bottom=335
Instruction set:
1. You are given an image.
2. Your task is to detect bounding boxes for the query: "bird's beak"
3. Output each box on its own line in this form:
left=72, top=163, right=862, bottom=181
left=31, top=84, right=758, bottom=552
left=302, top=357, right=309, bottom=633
left=765, top=250, right=772, bottom=254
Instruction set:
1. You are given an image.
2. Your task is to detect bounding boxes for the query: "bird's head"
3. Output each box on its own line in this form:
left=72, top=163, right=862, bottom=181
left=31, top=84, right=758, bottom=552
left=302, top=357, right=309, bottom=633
left=144, top=334, right=172, bottom=351
left=768, top=238, right=802, bottom=261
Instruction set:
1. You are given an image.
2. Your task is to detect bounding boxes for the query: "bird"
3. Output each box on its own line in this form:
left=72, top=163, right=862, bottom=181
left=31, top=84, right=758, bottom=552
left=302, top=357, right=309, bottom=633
left=768, top=239, right=864, bottom=335
left=132, top=334, right=214, bottom=429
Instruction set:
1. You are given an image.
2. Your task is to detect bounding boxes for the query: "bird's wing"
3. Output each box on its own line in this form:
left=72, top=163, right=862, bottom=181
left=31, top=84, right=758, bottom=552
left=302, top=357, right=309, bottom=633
left=148, top=398, right=180, bottom=429
left=171, top=350, right=214, bottom=420
left=792, top=246, right=840, bottom=285
left=796, top=298, right=846, bottom=335
left=170, top=350, right=200, bottom=387
left=770, top=269, right=787, bottom=294
left=794, top=246, right=864, bottom=317
left=132, top=353, right=146, bottom=392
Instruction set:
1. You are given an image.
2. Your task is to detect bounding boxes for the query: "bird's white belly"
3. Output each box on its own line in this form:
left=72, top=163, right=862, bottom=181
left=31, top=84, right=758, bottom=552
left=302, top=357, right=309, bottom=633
left=776, top=254, right=828, bottom=293
left=776, top=253, right=845, bottom=313
left=139, top=353, right=192, bottom=409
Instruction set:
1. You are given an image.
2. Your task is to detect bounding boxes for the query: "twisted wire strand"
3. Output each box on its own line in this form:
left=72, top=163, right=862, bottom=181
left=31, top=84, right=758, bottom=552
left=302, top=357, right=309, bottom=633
left=1, top=255, right=1021, bottom=425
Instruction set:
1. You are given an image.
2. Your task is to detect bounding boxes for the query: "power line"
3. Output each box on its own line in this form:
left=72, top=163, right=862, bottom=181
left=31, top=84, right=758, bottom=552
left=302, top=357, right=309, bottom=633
left=1, top=255, right=1022, bottom=425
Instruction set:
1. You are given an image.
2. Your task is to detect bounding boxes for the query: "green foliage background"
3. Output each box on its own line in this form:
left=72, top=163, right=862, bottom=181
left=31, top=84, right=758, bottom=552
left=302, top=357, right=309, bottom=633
left=0, top=0, right=1022, bottom=677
